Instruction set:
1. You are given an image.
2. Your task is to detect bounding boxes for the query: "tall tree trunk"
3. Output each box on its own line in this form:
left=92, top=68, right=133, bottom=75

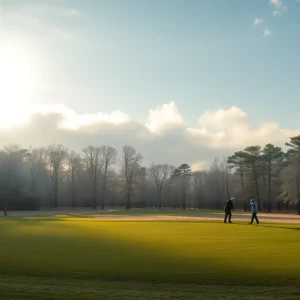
left=268, top=163, right=271, bottom=212
left=92, top=184, right=97, bottom=209
left=100, top=177, right=106, bottom=210
left=3, top=205, right=7, bottom=216
left=297, top=164, right=300, bottom=215
left=239, top=166, right=247, bottom=211
left=31, top=178, right=36, bottom=197
left=226, top=178, right=229, bottom=199
left=182, top=190, right=186, bottom=209
left=54, top=183, right=58, bottom=208
left=240, top=168, right=244, bottom=189
left=125, top=188, right=131, bottom=210
left=100, top=189, right=105, bottom=210
left=253, top=164, right=260, bottom=211
left=101, top=168, right=108, bottom=210
left=54, top=173, right=58, bottom=208
left=71, top=174, right=76, bottom=208
left=5, top=158, right=11, bottom=216
left=158, top=191, right=162, bottom=209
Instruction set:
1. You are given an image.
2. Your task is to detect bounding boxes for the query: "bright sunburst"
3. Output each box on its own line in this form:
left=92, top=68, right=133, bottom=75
left=0, top=39, right=39, bottom=127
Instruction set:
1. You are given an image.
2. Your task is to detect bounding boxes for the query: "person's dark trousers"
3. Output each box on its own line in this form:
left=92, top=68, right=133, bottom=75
left=250, top=212, right=259, bottom=224
left=224, top=210, right=232, bottom=223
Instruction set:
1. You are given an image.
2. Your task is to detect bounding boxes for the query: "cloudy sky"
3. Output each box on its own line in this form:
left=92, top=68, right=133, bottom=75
left=0, top=0, right=300, bottom=170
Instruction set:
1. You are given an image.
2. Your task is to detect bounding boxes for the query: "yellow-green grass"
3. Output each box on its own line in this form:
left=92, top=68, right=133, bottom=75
left=0, top=216, right=299, bottom=299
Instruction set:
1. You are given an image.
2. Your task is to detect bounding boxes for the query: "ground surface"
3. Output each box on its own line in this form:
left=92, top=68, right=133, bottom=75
left=1, top=208, right=299, bottom=223
left=0, top=209, right=299, bottom=299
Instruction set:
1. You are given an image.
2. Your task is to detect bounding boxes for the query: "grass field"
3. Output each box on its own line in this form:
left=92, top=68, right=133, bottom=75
left=0, top=210, right=299, bottom=299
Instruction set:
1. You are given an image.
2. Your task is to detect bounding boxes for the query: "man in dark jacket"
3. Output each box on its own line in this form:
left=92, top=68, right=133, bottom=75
left=224, top=197, right=235, bottom=223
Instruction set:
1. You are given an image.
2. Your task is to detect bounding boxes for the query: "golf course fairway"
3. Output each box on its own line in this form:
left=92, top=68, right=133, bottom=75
left=0, top=213, right=299, bottom=299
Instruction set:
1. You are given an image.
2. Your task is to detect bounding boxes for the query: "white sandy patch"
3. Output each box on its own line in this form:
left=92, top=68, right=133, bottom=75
left=92, top=214, right=300, bottom=224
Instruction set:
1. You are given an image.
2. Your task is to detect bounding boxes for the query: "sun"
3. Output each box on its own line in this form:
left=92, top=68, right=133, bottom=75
left=0, top=39, right=39, bottom=127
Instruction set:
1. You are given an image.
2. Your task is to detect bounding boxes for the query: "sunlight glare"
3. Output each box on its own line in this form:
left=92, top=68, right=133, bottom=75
left=0, top=39, right=39, bottom=127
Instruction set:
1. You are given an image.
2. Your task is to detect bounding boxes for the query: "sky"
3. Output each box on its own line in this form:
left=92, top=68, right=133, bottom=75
left=0, top=0, right=300, bottom=170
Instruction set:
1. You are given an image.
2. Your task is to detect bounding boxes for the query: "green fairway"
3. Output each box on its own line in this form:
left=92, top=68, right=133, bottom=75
left=0, top=214, right=299, bottom=299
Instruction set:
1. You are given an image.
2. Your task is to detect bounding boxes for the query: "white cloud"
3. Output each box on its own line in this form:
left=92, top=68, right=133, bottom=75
left=263, top=28, right=272, bottom=37
left=145, top=102, right=184, bottom=135
left=3, top=103, right=131, bottom=130
left=270, top=0, right=282, bottom=7
left=253, top=18, right=264, bottom=26
left=187, top=106, right=299, bottom=149
left=270, top=0, right=287, bottom=15
left=0, top=103, right=299, bottom=168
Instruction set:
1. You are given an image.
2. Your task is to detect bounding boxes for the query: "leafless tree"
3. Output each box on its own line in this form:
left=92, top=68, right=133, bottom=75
left=82, top=145, right=104, bottom=209
left=134, top=167, right=147, bottom=207
left=100, top=146, right=117, bottom=209
left=148, top=164, right=173, bottom=208
left=220, top=157, right=231, bottom=200
left=192, top=171, right=206, bottom=209
left=26, top=146, right=47, bottom=196
left=1, top=144, right=28, bottom=215
left=210, top=157, right=225, bottom=210
left=120, top=145, right=143, bottom=210
left=66, top=150, right=82, bottom=208
left=46, top=144, right=68, bottom=208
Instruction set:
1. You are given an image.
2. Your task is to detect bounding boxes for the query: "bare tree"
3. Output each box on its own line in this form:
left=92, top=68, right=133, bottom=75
left=26, top=146, right=47, bottom=196
left=1, top=145, right=28, bottom=215
left=83, top=146, right=104, bottom=209
left=120, top=145, right=143, bottom=210
left=148, top=164, right=173, bottom=208
left=210, top=158, right=224, bottom=210
left=67, top=151, right=82, bottom=208
left=192, top=171, right=207, bottom=209
left=136, top=167, right=147, bottom=207
left=100, top=146, right=117, bottom=209
left=46, top=144, right=68, bottom=208
left=220, top=157, right=231, bottom=200
left=163, top=165, right=176, bottom=208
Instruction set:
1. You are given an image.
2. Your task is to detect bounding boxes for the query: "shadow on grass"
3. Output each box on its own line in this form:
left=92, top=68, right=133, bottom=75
left=235, top=223, right=300, bottom=231
left=1, top=219, right=298, bottom=287
left=259, top=225, right=300, bottom=231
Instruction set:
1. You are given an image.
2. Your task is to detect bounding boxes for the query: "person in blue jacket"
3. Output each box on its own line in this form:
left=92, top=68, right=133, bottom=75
left=249, top=197, right=260, bottom=224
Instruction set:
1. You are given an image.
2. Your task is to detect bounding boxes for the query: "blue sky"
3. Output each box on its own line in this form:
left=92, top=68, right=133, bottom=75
left=3, top=0, right=300, bottom=125
left=1, top=0, right=300, bottom=167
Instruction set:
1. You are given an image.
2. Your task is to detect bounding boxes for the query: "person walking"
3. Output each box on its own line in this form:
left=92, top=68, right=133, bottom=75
left=249, top=197, right=260, bottom=224
left=224, top=197, right=235, bottom=223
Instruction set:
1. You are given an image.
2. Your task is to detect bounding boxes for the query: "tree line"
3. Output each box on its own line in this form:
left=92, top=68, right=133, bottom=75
left=0, top=135, right=300, bottom=215
left=225, top=135, right=300, bottom=214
